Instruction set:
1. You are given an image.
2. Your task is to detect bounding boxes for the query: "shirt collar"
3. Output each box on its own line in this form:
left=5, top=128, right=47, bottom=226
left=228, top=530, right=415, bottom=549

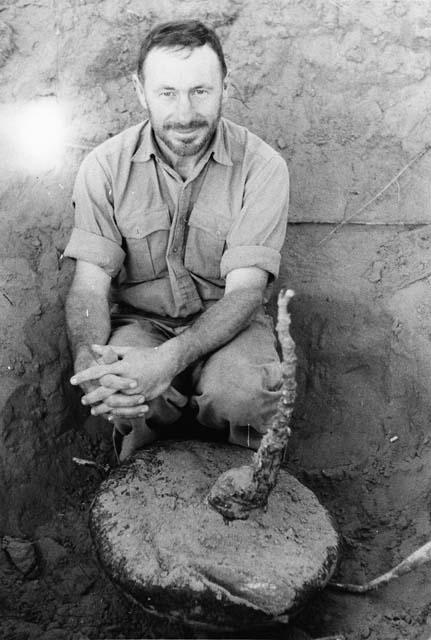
left=131, top=118, right=233, bottom=166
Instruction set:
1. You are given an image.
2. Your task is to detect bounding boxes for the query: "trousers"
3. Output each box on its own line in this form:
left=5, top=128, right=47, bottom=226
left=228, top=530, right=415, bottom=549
left=109, top=306, right=283, bottom=453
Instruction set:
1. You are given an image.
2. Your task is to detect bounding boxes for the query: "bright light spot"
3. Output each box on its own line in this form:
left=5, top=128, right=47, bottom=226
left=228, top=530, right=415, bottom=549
left=17, top=99, right=67, bottom=170
left=0, top=97, right=67, bottom=172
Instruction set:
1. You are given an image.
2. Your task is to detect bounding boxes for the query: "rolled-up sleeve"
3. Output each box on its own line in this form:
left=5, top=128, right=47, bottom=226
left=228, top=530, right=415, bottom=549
left=220, top=155, right=289, bottom=279
left=63, top=152, right=125, bottom=277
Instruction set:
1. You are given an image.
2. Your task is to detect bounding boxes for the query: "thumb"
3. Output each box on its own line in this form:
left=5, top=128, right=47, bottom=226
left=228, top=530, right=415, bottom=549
left=92, top=344, right=132, bottom=359
left=91, top=344, right=119, bottom=364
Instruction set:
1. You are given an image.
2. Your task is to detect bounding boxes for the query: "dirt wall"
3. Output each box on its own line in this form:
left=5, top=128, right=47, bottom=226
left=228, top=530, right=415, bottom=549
left=0, top=0, right=430, bottom=596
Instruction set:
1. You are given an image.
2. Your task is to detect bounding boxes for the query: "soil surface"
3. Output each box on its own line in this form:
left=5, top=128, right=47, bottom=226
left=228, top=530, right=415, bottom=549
left=1, top=431, right=430, bottom=640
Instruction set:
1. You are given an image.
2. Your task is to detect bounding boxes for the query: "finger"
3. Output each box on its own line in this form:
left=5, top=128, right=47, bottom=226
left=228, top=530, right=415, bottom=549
left=91, top=404, right=148, bottom=419
left=80, top=380, right=99, bottom=395
left=99, top=413, right=117, bottom=424
left=101, top=412, right=115, bottom=423
left=70, top=362, right=124, bottom=385
left=90, top=402, right=113, bottom=416
left=100, top=373, right=138, bottom=390
left=120, top=386, right=145, bottom=395
left=108, top=405, right=150, bottom=418
left=104, top=394, right=147, bottom=408
left=92, top=344, right=132, bottom=358
left=89, top=400, right=148, bottom=418
left=92, top=345, right=119, bottom=364
left=81, top=385, right=117, bottom=406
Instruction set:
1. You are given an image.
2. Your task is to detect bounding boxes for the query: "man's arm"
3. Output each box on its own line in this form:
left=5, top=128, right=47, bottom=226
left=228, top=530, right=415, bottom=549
left=66, top=260, right=138, bottom=408
left=72, top=267, right=268, bottom=415
left=66, top=260, right=112, bottom=364
left=170, top=266, right=268, bottom=370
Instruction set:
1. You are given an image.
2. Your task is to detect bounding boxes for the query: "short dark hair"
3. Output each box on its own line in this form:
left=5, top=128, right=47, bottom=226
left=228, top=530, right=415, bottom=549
left=137, top=20, right=227, bottom=80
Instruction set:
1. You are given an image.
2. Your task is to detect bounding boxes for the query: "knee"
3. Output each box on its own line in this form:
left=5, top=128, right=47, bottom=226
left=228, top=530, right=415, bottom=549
left=196, top=360, right=282, bottom=428
left=201, top=377, right=253, bottom=426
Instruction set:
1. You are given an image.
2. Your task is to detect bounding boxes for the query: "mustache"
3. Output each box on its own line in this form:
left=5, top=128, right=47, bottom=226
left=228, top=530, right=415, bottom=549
left=164, top=120, right=208, bottom=131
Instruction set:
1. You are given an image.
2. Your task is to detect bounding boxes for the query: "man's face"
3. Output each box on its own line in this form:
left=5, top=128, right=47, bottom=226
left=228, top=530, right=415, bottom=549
left=138, top=44, right=226, bottom=158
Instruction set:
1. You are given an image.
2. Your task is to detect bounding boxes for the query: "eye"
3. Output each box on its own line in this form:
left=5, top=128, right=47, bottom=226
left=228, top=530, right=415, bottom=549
left=160, top=90, right=175, bottom=98
left=193, top=88, right=209, bottom=96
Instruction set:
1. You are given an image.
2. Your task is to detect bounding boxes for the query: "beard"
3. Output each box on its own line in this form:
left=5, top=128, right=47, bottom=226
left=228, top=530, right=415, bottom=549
left=150, top=103, right=222, bottom=157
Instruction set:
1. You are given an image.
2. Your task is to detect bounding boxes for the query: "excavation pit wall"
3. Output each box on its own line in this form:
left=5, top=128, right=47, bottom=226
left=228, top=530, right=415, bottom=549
left=1, top=0, right=431, bottom=638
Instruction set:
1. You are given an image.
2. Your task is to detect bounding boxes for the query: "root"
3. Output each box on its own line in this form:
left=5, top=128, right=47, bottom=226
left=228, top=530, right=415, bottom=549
left=318, top=144, right=431, bottom=245
left=330, top=539, right=431, bottom=593
left=208, top=289, right=297, bottom=520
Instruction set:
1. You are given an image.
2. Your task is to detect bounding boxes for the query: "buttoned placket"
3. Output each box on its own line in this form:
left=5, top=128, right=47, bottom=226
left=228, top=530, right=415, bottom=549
left=155, top=157, right=211, bottom=316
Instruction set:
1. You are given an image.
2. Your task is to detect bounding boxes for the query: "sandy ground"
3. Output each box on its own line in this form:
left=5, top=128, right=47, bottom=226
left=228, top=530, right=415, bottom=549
left=1, top=428, right=430, bottom=640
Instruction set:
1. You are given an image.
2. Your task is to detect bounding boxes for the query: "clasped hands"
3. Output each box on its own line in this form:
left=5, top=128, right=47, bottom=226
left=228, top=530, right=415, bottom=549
left=71, top=344, right=176, bottom=420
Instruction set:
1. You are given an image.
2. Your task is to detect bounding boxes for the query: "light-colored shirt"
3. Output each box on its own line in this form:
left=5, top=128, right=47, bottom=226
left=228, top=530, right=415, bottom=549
left=64, top=117, right=289, bottom=319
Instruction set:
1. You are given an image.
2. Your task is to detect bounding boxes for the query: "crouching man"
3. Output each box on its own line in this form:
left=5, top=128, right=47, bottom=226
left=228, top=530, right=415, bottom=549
left=65, top=20, right=289, bottom=461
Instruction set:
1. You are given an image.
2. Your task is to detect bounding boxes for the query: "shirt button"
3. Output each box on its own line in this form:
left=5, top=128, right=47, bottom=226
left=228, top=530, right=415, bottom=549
left=173, top=247, right=178, bottom=253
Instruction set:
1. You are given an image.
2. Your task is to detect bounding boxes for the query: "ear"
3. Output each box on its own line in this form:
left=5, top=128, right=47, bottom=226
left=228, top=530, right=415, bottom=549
left=132, top=73, right=148, bottom=110
left=222, top=71, right=230, bottom=104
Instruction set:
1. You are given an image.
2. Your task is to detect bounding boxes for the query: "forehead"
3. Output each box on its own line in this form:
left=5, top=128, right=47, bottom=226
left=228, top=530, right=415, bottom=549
left=143, top=44, right=223, bottom=87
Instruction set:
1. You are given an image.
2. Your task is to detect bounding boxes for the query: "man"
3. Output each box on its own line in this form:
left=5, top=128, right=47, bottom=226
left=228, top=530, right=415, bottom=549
left=65, top=20, right=289, bottom=461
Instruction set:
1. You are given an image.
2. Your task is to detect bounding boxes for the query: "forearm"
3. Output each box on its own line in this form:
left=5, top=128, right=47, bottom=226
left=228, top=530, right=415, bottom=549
left=65, top=285, right=111, bottom=363
left=163, top=286, right=264, bottom=375
left=69, top=269, right=268, bottom=410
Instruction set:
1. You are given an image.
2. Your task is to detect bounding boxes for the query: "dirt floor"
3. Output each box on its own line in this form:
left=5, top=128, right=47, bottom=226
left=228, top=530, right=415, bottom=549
left=1, top=424, right=430, bottom=640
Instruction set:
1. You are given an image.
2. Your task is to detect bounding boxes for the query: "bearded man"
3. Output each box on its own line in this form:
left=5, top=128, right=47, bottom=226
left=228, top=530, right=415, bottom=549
left=65, top=20, right=289, bottom=461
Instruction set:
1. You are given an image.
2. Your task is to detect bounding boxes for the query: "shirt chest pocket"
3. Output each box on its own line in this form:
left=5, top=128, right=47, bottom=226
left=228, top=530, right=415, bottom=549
left=184, top=206, right=231, bottom=280
left=121, top=206, right=171, bottom=282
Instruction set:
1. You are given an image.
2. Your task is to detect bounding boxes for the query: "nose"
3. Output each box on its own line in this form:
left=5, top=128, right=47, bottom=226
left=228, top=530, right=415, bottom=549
left=175, top=93, right=194, bottom=123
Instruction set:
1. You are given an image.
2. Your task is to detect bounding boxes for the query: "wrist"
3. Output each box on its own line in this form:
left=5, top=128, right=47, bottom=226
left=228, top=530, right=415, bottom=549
left=74, top=344, right=98, bottom=371
left=157, top=337, right=186, bottom=377
left=75, top=343, right=92, bottom=356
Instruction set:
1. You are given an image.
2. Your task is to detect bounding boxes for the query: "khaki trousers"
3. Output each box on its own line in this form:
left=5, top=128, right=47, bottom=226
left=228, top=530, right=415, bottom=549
left=109, top=306, right=282, bottom=454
